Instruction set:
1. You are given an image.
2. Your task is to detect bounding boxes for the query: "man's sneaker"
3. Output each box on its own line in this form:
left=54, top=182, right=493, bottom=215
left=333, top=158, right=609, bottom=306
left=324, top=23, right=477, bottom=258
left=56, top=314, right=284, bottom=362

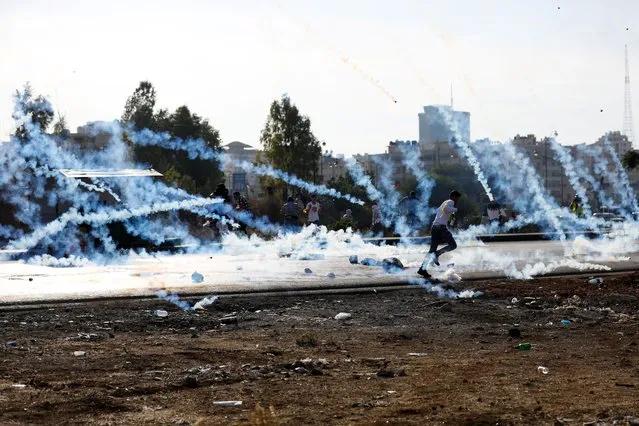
left=417, top=268, right=431, bottom=279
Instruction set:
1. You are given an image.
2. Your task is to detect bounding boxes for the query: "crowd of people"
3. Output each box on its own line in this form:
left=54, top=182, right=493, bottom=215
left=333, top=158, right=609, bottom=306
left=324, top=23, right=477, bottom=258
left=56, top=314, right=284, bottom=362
left=206, top=183, right=593, bottom=279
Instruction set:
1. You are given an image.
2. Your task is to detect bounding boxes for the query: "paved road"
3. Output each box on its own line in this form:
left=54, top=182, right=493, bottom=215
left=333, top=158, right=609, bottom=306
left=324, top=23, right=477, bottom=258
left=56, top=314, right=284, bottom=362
left=1, top=238, right=637, bottom=304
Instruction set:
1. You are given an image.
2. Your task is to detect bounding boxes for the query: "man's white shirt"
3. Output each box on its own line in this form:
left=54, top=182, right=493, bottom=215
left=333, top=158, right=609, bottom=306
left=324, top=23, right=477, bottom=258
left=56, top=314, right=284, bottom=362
left=432, top=200, right=457, bottom=226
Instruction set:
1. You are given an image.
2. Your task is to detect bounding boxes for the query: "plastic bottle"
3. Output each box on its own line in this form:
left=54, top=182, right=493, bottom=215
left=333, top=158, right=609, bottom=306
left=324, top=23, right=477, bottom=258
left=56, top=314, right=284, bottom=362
left=588, top=277, right=603, bottom=285
left=515, top=343, right=532, bottom=350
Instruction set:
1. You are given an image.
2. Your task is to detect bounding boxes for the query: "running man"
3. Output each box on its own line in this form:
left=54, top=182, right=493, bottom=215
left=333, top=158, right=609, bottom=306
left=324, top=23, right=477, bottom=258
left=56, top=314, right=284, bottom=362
left=304, top=194, right=321, bottom=226
left=417, top=190, right=462, bottom=279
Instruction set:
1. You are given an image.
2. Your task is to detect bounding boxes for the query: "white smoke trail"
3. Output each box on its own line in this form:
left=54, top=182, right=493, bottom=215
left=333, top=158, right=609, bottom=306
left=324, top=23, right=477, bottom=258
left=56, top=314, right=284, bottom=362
left=433, top=106, right=494, bottom=201
left=397, top=143, right=435, bottom=226
left=548, top=137, right=592, bottom=216
left=123, top=127, right=365, bottom=205
left=7, top=197, right=223, bottom=251
left=601, top=132, right=639, bottom=213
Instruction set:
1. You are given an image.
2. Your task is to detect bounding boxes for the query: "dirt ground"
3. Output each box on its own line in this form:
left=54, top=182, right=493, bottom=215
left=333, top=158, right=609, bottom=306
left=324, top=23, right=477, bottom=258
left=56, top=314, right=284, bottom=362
left=1, top=272, right=639, bottom=426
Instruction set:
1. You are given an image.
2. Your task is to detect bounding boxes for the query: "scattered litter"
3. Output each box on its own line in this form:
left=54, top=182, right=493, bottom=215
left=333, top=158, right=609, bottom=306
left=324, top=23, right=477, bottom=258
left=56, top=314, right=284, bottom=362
left=296, top=253, right=325, bottom=261
left=304, top=268, right=313, bottom=274
left=212, top=401, right=243, bottom=407
left=11, top=384, right=27, bottom=388
left=348, top=255, right=358, bottom=264
left=5, top=341, right=17, bottom=347
left=68, top=333, right=102, bottom=341
left=193, top=296, right=219, bottom=311
left=381, top=257, right=404, bottom=273
left=407, top=352, right=427, bottom=357
left=537, top=366, right=549, bottom=375
left=220, top=316, right=238, bottom=325
left=515, top=343, right=531, bottom=350
left=154, top=310, right=169, bottom=318
left=446, top=263, right=455, bottom=268
left=327, top=272, right=336, bottom=279
left=334, top=312, right=352, bottom=320
left=561, top=319, right=571, bottom=326
left=191, top=271, right=204, bottom=283
left=236, top=265, right=243, bottom=271
left=360, top=258, right=381, bottom=267
left=588, top=277, right=603, bottom=285
left=73, top=351, right=86, bottom=357
left=511, top=297, right=519, bottom=304
left=441, top=268, right=461, bottom=283
left=508, top=328, right=521, bottom=338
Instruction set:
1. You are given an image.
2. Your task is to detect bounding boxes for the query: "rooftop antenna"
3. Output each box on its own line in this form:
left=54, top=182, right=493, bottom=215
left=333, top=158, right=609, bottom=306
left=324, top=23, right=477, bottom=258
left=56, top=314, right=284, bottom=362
left=623, top=44, right=636, bottom=146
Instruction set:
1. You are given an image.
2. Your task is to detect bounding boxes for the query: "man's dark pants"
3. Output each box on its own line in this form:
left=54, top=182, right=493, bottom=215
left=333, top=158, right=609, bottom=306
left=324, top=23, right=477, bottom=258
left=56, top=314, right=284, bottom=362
left=428, top=224, right=457, bottom=258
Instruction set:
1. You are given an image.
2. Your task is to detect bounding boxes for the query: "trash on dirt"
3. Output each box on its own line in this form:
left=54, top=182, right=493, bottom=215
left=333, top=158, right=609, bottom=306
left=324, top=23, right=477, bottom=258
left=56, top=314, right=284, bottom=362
left=381, top=257, right=404, bottom=273
left=515, top=343, right=531, bottom=350
left=67, top=333, right=102, bottom=341
left=304, top=268, right=313, bottom=274
left=193, top=296, right=219, bottom=311
left=376, top=368, right=395, bottom=378
left=327, top=272, right=336, bottom=279
left=5, top=341, right=17, bottom=347
left=295, top=253, right=325, bottom=261
left=537, top=366, right=549, bottom=374
left=12, top=384, right=27, bottom=388
left=360, top=258, right=381, bottom=267
left=191, top=271, right=204, bottom=283
left=154, top=309, right=169, bottom=318
left=508, top=328, right=521, bottom=338
left=220, top=316, right=238, bottom=325
left=73, top=351, right=86, bottom=357
left=511, top=297, right=519, bottom=304
left=212, top=401, right=243, bottom=407
left=407, top=352, right=427, bottom=357
left=440, top=268, right=461, bottom=283
left=561, top=319, right=571, bottom=326
left=588, top=277, right=604, bottom=285
left=334, top=312, right=352, bottom=320
left=294, top=366, right=311, bottom=375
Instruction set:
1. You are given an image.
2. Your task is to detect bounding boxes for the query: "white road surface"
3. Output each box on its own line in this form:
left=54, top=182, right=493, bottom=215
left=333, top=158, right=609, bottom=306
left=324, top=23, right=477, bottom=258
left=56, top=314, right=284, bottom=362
left=0, top=237, right=637, bottom=304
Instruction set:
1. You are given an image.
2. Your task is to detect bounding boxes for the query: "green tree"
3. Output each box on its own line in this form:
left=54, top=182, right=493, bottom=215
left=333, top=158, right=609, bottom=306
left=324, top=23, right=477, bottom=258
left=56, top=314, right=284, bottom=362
left=622, top=150, right=639, bottom=170
left=122, top=81, right=157, bottom=130
left=260, top=95, right=322, bottom=183
left=13, top=84, right=54, bottom=141
left=121, top=82, right=224, bottom=195
left=52, top=113, right=69, bottom=137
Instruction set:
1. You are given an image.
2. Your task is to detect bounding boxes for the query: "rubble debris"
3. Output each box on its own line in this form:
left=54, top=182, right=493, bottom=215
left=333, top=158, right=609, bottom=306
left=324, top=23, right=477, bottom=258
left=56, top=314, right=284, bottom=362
left=334, top=312, right=352, bottom=320
left=304, top=268, right=313, bottom=274
left=73, top=351, right=86, bottom=357
left=327, top=272, right=336, bottom=279
left=212, top=401, right=243, bottom=407
left=191, top=271, right=204, bottom=283
left=154, top=310, right=169, bottom=318
left=349, top=255, right=358, bottom=264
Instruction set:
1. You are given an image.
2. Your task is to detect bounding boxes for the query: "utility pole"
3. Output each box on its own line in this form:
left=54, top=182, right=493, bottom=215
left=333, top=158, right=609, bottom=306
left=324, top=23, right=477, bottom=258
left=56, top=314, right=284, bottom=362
left=624, top=44, right=636, bottom=146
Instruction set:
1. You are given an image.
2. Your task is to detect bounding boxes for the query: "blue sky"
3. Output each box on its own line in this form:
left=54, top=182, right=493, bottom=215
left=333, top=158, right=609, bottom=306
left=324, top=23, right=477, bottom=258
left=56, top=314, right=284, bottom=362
left=1, top=0, right=639, bottom=154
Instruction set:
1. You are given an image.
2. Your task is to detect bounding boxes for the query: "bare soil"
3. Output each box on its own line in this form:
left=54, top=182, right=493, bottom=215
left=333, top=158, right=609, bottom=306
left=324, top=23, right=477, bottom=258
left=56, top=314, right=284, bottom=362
left=1, top=272, right=639, bottom=425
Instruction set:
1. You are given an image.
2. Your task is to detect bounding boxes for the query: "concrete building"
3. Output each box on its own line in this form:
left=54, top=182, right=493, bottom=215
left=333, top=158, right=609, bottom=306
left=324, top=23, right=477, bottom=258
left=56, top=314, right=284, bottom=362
left=418, top=105, right=470, bottom=145
left=319, top=153, right=346, bottom=184
left=222, top=141, right=264, bottom=201
left=512, top=134, right=572, bottom=205
left=59, top=123, right=115, bottom=156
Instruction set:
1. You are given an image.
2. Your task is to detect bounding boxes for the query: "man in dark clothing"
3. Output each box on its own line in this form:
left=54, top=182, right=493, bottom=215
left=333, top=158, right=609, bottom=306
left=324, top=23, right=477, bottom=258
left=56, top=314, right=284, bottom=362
left=233, top=191, right=250, bottom=234
left=281, top=196, right=300, bottom=231
left=418, top=190, right=462, bottom=279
